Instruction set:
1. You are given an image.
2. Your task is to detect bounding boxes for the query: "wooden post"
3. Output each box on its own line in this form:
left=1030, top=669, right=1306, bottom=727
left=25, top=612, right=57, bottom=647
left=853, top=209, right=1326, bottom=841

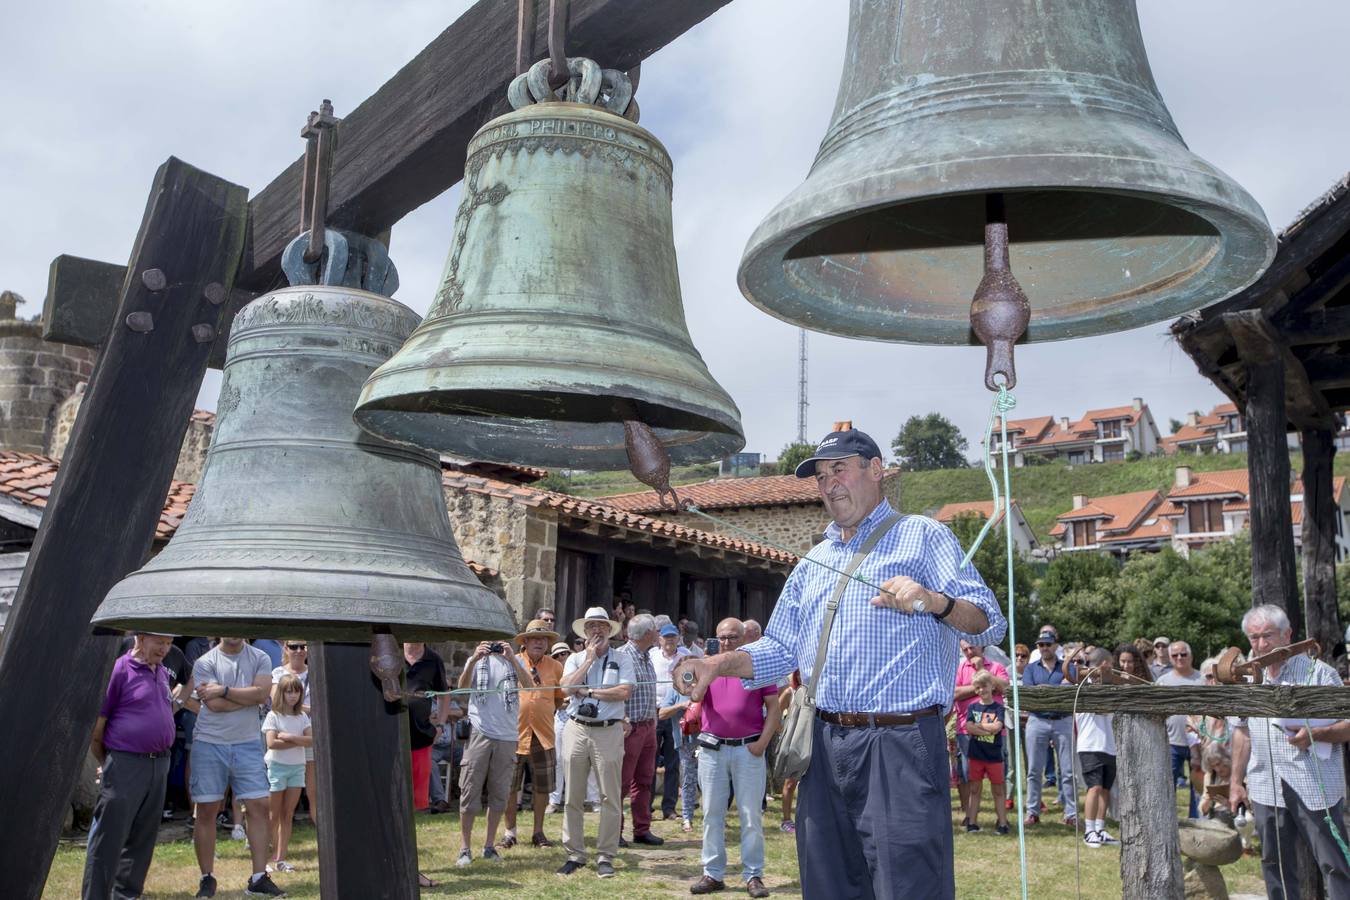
left=311, top=642, right=419, bottom=899
left=592, top=551, right=615, bottom=609
left=0, top=158, right=247, bottom=898
left=1300, top=426, right=1342, bottom=662
left=1114, top=714, right=1184, bottom=899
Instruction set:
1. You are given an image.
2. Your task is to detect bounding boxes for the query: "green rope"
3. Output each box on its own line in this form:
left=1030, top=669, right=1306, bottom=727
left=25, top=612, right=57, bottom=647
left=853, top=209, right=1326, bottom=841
left=420, top=678, right=675, bottom=698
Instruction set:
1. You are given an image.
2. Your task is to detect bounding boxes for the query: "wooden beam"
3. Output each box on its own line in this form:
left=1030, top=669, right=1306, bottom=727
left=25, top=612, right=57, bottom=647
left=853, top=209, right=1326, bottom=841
left=1018, top=685, right=1350, bottom=718
left=1301, top=427, right=1343, bottom=661
left=1276, top=247, right=1350, bottom=323
left=1280, top=305, right=1350, bottom=345
left=1304, top=354, right=1350, bottom=390
left=310, top=642, right=419, bottom=898
left=1224, top=309, right=1337, bottom=432
left=0, top=158, right=248, bottom=898
left=238, top=0, right=734, bottom=292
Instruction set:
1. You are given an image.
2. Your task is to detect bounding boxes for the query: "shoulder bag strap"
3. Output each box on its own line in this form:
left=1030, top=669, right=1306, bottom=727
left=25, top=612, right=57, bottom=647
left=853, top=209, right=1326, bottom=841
left=804, top=513, right=902, bottom=704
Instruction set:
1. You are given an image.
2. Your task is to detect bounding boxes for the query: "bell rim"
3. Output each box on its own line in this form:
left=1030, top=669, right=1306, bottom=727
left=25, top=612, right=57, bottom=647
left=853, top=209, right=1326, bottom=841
left=739, top=160, right=1276, bottom=344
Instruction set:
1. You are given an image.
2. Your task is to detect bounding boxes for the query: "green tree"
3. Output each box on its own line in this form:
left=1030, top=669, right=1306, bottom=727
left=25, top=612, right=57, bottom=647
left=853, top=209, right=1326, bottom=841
left=892, top=413, right=969, bottom=472
left=1169, top=417, right=1185, bottom=434
left=777, top=442, right=816, bottom=476
left=1036, top=551, right=1120, bottom=607
left=1037, top=586, right=1127, bottom=649
left=946, top=512, right=1037, bottom=647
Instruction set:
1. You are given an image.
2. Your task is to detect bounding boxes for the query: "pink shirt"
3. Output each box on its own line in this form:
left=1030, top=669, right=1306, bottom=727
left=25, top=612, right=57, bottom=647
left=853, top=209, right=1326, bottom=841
left=700, top=676, right=778, bottom=740
left=954, top=658, right=1009, bottom=735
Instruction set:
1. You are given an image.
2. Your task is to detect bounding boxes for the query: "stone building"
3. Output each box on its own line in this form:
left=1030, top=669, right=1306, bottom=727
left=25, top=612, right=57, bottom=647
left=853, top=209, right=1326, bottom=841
left=600, top=471, right=903, bottom=555
left=0, top=292, right=96, bottom=455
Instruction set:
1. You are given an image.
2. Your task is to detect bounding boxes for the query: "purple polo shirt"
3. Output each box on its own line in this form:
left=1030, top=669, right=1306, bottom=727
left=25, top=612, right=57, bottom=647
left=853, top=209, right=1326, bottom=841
left=100, top=653, right=175, bottom=753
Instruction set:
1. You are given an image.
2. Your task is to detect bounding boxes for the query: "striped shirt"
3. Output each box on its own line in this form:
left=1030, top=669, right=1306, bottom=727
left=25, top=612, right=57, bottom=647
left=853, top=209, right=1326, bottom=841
left=741, top=500, right=1006, bottom=714
left=618, top=641, right=658, bottom=722
left=1234, top=653, right=1346, bottom=810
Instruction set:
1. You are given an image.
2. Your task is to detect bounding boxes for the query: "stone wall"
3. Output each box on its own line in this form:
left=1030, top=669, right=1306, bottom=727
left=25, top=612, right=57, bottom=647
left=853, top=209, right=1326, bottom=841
left=442, top=486, right=556, bottom=628
left=48, top=387, right=214, bottom=484
left=0, top=316, right=96, bottom=455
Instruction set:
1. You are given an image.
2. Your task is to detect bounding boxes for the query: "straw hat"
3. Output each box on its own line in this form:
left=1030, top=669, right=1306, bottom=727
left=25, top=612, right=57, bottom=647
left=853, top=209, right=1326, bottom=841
left=572, top=605, right=621, bottom=638
left=514, top=618, right=560, bottom=645
left=550, top=641, right=571, bottom=657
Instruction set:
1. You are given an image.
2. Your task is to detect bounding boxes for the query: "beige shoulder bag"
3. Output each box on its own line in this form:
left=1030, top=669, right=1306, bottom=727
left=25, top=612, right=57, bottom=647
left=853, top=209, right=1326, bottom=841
left=774, top=513, right=900, bottom=782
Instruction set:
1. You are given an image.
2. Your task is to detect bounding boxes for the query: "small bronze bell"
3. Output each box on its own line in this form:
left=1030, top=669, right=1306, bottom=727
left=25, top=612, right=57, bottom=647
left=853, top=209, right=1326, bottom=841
left=354, top=61, right=744, bottom=469
left=91, top=231, right=516, bottom=642
left=739, top=0, right=1275, bottom=345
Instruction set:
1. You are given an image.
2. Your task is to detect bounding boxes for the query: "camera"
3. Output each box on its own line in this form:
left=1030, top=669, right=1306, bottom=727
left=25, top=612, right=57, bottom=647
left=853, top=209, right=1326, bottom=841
left=705, top=637, right=720, bottom=655
left=577, top=700, right=600, bottom=719
left=488, top=642, right=505, bottom=654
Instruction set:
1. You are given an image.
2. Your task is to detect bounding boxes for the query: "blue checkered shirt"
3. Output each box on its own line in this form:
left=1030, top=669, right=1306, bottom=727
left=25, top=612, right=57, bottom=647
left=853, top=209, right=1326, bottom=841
left=741, top=500, right=1006, bottom=714
left=618, top=641, right=658, bottom=722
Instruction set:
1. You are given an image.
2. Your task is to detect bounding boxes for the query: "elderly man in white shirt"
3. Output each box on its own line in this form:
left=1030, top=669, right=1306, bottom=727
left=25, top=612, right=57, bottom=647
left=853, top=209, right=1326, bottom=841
left=649, top=622, right=691, bottom=820
left=1230, top=604, right=1350, bottom=899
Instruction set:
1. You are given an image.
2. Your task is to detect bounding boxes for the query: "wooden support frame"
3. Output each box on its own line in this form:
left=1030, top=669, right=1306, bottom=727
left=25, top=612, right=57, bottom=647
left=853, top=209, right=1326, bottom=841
left=0, top=158, right=248, bottom=897
left=1301, top=427, right=1343, bottom=663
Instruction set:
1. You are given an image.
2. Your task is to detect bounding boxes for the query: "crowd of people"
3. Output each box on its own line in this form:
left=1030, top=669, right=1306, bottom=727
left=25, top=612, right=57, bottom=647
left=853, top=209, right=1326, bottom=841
left=79, top=425, right=1350, bottom=900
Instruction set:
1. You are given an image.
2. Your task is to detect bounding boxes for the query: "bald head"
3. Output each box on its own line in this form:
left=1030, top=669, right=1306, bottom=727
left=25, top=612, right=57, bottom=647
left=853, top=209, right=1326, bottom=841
left=742, top=619, right=762, bottom=642
left=715, top=617, right=745, bottom=652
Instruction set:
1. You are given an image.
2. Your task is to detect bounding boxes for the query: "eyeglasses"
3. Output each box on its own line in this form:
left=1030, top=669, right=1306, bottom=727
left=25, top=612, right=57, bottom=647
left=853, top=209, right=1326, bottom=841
left=1170, top=651, right=1190, bottom=658
left=1035, top=643, right=1051, bottom=648
left=1154, top=643, right=1169, bottom=648
left=715, top=634, right=739, bottom=642
left=286, top=644, right=307, bottom=651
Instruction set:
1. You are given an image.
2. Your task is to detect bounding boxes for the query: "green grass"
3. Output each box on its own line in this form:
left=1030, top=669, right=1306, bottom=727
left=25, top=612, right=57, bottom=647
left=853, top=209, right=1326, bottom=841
left=44, top=786, right=1265, bottom=897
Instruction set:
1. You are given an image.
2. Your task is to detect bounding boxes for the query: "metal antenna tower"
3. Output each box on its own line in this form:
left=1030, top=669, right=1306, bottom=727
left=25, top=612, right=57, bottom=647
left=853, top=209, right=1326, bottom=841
left=796, top=328, right=808, bottom=444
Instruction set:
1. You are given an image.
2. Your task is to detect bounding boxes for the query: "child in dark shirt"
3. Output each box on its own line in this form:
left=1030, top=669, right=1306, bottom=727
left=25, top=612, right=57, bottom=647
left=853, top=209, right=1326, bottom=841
left=963, top=671, right=1009, bottom=834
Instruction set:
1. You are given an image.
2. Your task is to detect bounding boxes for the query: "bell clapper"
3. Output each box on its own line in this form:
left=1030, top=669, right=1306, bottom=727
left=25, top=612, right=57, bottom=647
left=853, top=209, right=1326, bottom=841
left=623, top=417, right=684, bottom=510
left=369, top=632, right=405, bottom=703
left=969, top=193, right=1031, bottom=392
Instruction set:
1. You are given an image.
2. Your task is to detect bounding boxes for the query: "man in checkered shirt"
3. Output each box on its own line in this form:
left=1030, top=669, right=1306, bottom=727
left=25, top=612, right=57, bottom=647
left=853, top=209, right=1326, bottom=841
left=1230, top=604, right=1350, bottom=898
left=616, top=613, right=665, bottom=848
left=675, top=426, right=1006, bottom=900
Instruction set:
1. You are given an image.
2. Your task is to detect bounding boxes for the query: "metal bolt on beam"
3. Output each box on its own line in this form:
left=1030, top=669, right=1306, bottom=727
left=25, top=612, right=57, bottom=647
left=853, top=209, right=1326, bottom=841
left=125, top=312, right=154, bottom=333
left=191, top=324, right=216, bottom=343
left=203, top=283, right=226, bottom=305
left=141, top=268, right=167, bottom=291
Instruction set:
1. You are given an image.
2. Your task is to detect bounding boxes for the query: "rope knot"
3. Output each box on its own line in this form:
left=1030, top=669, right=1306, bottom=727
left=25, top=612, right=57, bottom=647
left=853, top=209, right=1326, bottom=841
left=996, top=386, right=1017, bottom=414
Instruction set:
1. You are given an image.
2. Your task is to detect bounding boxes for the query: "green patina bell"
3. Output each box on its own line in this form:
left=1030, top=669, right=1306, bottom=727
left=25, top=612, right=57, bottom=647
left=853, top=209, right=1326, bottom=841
left=739, top=0, right=1276, bottom=344
left=355, top=61, right=744, bottom=469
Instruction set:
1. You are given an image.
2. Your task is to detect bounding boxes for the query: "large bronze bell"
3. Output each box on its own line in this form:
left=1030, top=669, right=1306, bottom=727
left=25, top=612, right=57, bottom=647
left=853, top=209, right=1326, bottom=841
left=91, top=248, right=516, bottom=642
left=739, top=0, right=1275, bottom=344
left=354, top=61, right=744, bottom=469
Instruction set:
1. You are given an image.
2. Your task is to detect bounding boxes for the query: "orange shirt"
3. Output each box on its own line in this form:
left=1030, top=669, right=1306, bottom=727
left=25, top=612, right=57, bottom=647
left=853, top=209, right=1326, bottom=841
left=516, top=652, right=565, bottom=753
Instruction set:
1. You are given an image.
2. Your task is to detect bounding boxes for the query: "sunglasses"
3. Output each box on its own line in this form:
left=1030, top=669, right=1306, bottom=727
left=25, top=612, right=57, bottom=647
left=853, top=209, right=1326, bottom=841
left=1170, top=651, right=1190, bottom=658
left=286, top=643, right=307, bottom=651
left=1015, top=654, right=1029, bottom=660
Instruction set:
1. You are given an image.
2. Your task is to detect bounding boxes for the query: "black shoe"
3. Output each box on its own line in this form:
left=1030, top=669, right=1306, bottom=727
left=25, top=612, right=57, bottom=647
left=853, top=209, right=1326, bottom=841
left=557, top=859, right=585, bottom=876
left=633, top=832, right=665, bottom=846
left=618, top=837, right=630, bottom=848
left=996, top=824, right=1010, bottom=835
left=195, top=875, right=217, bottom=898
left=597, top=860, right=616, bottom=878
left=245, top=872, right=287, bottom=896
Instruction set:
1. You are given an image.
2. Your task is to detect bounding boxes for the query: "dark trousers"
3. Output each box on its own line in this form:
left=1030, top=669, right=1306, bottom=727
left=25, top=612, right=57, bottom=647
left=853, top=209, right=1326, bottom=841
left=82, top=750, right=170, bottom=900
left=1253, top=779, right=1350, bottom=900
left=797, top=715, right=954, bottom=900
left=1170, top=743, right=1199, bottom=818
left=621, top=719, right=657, bottom=838
left=654, top=718, right=680, bottom=816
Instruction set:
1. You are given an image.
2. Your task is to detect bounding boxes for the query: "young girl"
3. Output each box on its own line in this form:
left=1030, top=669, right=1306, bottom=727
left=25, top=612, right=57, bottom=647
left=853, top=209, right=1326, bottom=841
left=262, top=674, right=312, bottom=874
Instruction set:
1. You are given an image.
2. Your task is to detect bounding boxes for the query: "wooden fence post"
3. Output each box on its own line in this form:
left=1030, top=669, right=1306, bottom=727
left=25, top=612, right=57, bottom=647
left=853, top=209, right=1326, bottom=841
left=1115, top=713, right=1184, bottom=899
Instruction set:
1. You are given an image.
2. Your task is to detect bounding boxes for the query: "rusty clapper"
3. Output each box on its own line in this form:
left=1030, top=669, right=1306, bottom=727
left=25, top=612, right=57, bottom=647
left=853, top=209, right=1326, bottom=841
left=738, top=0, right=1275, bottom=347
left=1214, top=640, right=1321, bottom=685
left=969, top=194, right=1031, bottom=390
left=370, top=633, right=405, bottom=703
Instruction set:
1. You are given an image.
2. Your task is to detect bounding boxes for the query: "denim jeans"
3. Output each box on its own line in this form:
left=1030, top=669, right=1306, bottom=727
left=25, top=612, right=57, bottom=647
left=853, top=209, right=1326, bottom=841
left=1170, top=744, right=1199, bottom=818
left=1025, top=716, right=1075, bottom=818
left=696, top=742, right=766, bottom=882
left=679, top=733, right=699, bottom=820
left=427, top=739, right=461, bottom=805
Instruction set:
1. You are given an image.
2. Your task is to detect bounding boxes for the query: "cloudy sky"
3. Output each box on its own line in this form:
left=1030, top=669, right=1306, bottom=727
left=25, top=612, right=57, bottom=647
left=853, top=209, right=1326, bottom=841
left=2, top=1, right=1345, bottom=465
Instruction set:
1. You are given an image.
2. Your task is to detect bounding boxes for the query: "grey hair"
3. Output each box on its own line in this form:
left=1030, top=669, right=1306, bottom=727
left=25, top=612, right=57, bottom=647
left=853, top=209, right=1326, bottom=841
left=1086, top=647, right=1111, bottom=667
left=1169, top=640, right=1192, bottom=657
left=1242, top=604, right=1291, bottom=635
left=627, top=614, right=657, bottom=640
left=653, top=614, right=672, bottom=628
left=1201, top=740, right=1231, bottom=772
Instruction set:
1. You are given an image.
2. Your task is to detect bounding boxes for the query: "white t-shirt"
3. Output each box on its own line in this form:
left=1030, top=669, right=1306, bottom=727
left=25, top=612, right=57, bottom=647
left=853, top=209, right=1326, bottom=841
left=1156, top=669, right=1203, bottom=745
left=1075, top=712, right=1116, bottom=755
left=467, top=653, right=520, bottom=742
left=262, top=710, right=311, bottom=765
left=648, top=645, right=690, bottom=688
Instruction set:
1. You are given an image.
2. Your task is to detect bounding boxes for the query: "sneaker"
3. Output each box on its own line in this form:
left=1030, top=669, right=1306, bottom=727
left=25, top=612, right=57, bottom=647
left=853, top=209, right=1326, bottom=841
left=230, top=824, right=247, bottom=841
left=497, top=833, right=517, bottom=850
left=274, top=861, right=296, bottom=873
left=557, top=859, right=585, bottom=876
left=779, top=821, right=795, bottom=834
left=965, top=823, right=981, bottom=833
left=483, top=847, right=502, bottom=862
left=1023, top=813, right=1040, bottom=826
left=245, top=873, right=287, bottom=896
left=545, top=803, right=560, bottom=814
left=584, top=801, right=598, bottom=813
left=597, top=859, right=616, bottom=878
left=1099, top=829, right=1120, bottom=845
left=216, top=812, right=231, bottom=829
left=195, top=874, right=218, bottom=898
left=455, top=849, right=473, bottom=867
left=995, top=824, right=1010, bottom=835
left=1084, top=830, right=1103, bottom=848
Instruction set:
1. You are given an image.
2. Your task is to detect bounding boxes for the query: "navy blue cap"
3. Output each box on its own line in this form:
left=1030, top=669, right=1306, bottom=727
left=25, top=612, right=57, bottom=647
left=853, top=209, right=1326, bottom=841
left=794, top=428, right=883, bottom=478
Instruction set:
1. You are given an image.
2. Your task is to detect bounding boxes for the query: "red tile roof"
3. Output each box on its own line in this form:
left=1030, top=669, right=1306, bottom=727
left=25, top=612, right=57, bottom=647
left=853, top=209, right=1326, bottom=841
left=934, top=500, right=1011, bottom=526
left=603, top=474, right=833, bottom=513
left=444, top=472, right=798, bottom=566
left=442, top=459, right=548, bottom=485
left=994, top=416, right=1053, bottom=440
left=1169, top=469, right=1249, bottom=499
left=1055, top=490, right=1163, bottom=539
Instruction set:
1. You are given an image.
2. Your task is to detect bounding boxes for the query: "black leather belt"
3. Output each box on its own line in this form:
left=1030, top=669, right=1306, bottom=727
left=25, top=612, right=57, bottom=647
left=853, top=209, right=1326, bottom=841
left=108, top=748, right=171, bottom=759
left=817, top=706, right=940, bottom=728
left=706, top=733, right=761, bottom=747
left=572, top=717, right=621, bottom=728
